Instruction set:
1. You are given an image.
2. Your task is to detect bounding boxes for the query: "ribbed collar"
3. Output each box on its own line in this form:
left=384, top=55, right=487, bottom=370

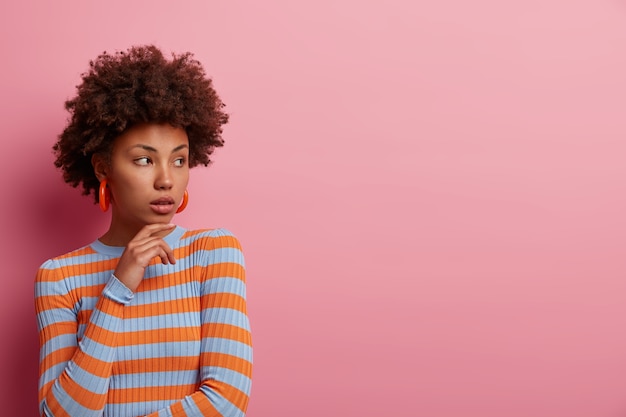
left=90, top=225, right=186, bottom=257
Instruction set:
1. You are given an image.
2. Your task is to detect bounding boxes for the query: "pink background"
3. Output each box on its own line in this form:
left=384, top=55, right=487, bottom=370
left=2, top=1, right=626, bottom=416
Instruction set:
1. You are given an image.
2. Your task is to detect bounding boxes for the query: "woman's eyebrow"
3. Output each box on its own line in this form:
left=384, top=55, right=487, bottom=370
left=129, top=144, right=189, bottom=153
left=171, top=144, right=189, bottom=153
left=131, top=144, right=158, bottom=152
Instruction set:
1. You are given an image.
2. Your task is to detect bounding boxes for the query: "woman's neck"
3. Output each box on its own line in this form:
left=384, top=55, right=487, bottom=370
left=99, top=219, right=174, bottom=247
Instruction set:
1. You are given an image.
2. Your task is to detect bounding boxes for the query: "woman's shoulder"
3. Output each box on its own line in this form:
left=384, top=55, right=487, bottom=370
left=38, top=244, right=98, bottom=270
left=36, top=244, right=98, bottom=286
left=179, top=227, right=244, bottom=252
left=181, top=227, right=240, bottom=241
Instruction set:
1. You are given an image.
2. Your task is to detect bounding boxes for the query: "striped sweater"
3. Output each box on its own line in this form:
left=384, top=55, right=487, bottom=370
left=35, top=227, right=252, bottom=417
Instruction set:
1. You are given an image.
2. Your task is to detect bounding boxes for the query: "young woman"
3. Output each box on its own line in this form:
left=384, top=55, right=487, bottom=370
left=35, top=45, right=252, bottom=417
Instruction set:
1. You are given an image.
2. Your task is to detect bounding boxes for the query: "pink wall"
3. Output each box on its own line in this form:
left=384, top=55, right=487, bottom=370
left=2, top=1, right=626, bottom=416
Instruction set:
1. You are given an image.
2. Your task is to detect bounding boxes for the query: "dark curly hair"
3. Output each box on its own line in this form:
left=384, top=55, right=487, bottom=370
left=53, top=45, right=229, bottom=202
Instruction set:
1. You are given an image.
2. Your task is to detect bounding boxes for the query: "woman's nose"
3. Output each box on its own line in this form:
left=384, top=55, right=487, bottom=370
left=155, top=166, right=173, bottom=190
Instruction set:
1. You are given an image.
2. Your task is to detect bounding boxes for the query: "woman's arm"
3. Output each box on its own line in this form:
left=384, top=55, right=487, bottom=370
left=145, top=230, right=253, bottom=417
left=35, top=261, right=133, bottom=417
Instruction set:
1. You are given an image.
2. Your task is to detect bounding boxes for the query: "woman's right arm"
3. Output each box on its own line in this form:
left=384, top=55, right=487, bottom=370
left=35, top=224, right=176, bottom=417
left=35, top=260, right=133, bottom=417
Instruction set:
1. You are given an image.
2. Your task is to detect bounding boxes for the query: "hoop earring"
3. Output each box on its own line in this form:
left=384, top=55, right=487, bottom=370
left=176, top=190, right=189, bottom=213
left=99, top=180, right=110, bottom=212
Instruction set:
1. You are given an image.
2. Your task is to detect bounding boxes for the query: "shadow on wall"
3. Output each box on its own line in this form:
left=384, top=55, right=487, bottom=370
left=2, top=127, right=107, bottom=416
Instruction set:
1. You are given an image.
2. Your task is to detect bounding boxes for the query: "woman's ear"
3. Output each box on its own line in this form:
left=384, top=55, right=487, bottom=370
left=91, top=154, right=109, bottom=182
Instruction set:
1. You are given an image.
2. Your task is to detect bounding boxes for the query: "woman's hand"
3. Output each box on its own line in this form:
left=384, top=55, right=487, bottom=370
left=113, top=223, right=177, bottom=292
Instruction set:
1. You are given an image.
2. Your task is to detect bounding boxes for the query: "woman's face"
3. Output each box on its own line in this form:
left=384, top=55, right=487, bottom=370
left=100, top=123, right=190, bottom=229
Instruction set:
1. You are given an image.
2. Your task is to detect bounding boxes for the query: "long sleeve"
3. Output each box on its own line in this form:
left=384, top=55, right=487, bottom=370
left=35, top=259, right=134, bottom=417
left=35, top=228, right=252, bottom=417
left=144, top=230, right=253, bottom=417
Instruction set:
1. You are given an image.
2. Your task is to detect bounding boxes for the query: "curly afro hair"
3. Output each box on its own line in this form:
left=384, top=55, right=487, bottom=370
left=53, top=44, right=229, bottom=202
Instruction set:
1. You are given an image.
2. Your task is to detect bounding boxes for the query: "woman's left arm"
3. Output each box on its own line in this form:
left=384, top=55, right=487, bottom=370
left=145, top=230, right=253, bottom=417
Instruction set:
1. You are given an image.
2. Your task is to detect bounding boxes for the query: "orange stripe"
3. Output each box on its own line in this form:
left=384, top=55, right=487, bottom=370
left=203, top=380, right=249, bottom=413
left=93, top=297, right=126, bottom=318
left=36, top=267, right=60, bottom=282
left=73, top=352, right=113, bottom=379
left=204, top=263, right=245, bottom=281
left=41, top=352, right=112, bottom=387
left=54, top=260, right=118, bottom=278
left=57, top=246, right=98, bottom=260
left=188, top=392, right=221, bottom=415
left=200, top=352, right=253, bottom=378
left=46, top=390, right=71, bottom=417
left=201, top=323, right=252, bottom=345
left=142, top=230, right=242, bottom=261
left=39, top=321, right=76, bottom=342
left=40, top=346, right=75, bottom=373
left=36, top=295, right=74, bottom=311
left=135, top=262, right=245, bottom=293
left=42, top=347, right=113, bottom=380
left=69, top=284, right=107, bottom=300
left=196, top=234, right=242, bottom=251
left=36, top=285, right=107, bottom=311
left=113, top=356, right=200, bottom=374
left=170, top=401, right=187, bottom=416
left=76, top=309, right=91, bottom=324
left=39, top=380, right=54, bottom=404
left=180, top=231, right=243, bottom=249
left=74, top=304, right=124, bottom=328
left=124, top=297, right=200, bottom=318
left=81, top=324, right=119, bottom=347
left=181, top=229, right=208, bottom=239
left=110, top=327, right=203, bottom=346
left=59, top=373, right=106, bottom=410
left=201, top=292, right=247, bottom=314
left=135, top=267, right=202, bottom=292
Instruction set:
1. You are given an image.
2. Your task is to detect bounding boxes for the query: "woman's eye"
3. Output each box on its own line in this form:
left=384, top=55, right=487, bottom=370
left=174, top=158, right=186, bottom=167
left=134, top=157, right=151, bottom=166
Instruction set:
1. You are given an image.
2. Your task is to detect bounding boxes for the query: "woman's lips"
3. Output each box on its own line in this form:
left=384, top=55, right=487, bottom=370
left=150, top=197, right=175, bottom=214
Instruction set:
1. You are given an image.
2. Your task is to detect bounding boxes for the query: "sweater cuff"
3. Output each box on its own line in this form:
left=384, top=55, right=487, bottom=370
left=103, top=274, right=134, bottom=305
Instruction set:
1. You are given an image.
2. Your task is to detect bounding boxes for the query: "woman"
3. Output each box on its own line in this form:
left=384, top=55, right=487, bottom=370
left=35, top=45, right=252, bottom=417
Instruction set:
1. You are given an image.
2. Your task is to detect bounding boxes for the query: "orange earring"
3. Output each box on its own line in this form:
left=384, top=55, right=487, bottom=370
left=99, top=180, right=110, bottom=212
left=176, top=190, right=189, bottom=213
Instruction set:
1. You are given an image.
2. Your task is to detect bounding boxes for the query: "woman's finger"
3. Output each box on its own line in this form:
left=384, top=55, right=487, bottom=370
left=132, top=223, right=176, bottom=241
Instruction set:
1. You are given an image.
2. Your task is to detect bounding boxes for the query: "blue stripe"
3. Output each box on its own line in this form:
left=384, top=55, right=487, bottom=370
left=177, top=228, right=235, bottom=247
left=37, top=308, right=76, bottom=326
left=78, top=337, right=117, bottom=363
left=36, top=272, right=110, bottom=294
left=133, top=282, right=198, bottom=304
left=48, top=383, right=100, bottom=417
left=104, top=400, right=177, bottom=417
left=195, top=247, right=245, bottom=267
left=40, top=334, right=78, bottom=361
left=178, top=396, right=203, bottom=415
left=201, top=308, right=250, bottom=330
left=142, top=247, right=245, bottom=279
left=121, top=312, right=201, bottom=330
left=39, top=362, right=69, bottom=389
left=112, top=370, right=199, bottom=388
left=131, top=279, right=244, bottom=305
left=201, top=338, right=253, bottom=362
left=200, top=382, right=245, bottom=417
left=116, top=341, right=202, bottom=359
left=56, top=251, right=116, bottom=266
left=37, top=250, right=244, bottom=295
left=65, top=360, right=109, bottom=394
left=201, top=366, right=252, bottom=394
left=201, top=277, right=246, bottom=295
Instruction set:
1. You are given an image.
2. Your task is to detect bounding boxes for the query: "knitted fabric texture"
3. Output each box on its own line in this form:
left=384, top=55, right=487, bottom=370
left=35, top=227, right=252, bottom=417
